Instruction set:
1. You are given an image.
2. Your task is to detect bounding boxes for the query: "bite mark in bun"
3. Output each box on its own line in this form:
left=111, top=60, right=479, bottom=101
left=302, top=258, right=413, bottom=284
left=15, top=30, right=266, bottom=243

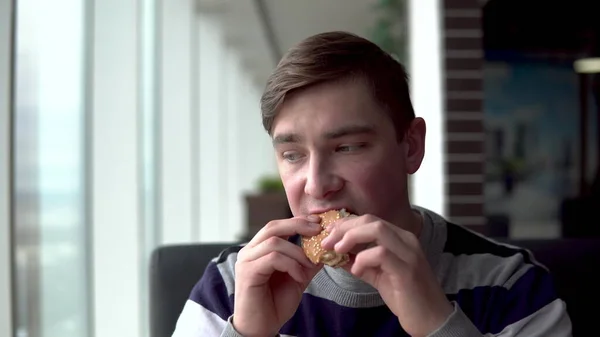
left=301, top=209, right=352, bottom=268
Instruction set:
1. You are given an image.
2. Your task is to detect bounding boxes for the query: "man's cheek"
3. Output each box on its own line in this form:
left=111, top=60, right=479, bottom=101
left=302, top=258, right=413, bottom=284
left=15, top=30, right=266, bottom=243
left=357, top=166, right=402, bottom=198
left=352, top=163, right=386, bottom=186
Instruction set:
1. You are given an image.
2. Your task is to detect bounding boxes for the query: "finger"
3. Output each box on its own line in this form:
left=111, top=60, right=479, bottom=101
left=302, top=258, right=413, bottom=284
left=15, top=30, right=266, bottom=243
left=252, top=251, right=308, bottom=283
left=332, top=222, right=407, bottom=258
left=350, top=245, right=405, bottom=278
left=346, top=265, right=379, bottom=285
left=326, top=214, right=420, bottom=249
left=241, top=236, right=314, bottom=268
left=248, top=217, right=322, bottom=248
left=320, top=212, right=357, bottom=231
left=320, top=215, right=361, bottom=249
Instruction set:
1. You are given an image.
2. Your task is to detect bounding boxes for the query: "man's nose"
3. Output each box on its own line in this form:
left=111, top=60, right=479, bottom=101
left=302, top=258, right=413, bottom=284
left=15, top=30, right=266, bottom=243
left=304, top=157, right=343, bottom=199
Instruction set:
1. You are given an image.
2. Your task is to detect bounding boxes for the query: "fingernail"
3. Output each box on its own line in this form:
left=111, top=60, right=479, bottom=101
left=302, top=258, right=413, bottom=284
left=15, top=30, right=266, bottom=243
left=307, top=215, right=321, bottom=223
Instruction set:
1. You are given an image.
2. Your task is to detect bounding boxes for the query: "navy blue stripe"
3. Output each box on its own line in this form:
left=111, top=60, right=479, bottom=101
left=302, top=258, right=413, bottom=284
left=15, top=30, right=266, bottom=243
left=281, top=293, right=409, bottom=337
left=448, top=266, right=558, bottom=334
left=445, top=223, right=534, bottom=264
left=289, top=234, right=301, bottom=246
left=192, top=264, right=408, bottom=336
left=190, top=262, right=234, bottom=321
left=191, top=262, right=557, bottom=335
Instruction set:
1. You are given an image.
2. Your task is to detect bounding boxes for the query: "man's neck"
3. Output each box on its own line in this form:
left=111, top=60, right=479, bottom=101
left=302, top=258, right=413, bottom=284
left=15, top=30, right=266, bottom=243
left=391, top=205, right=423, bottom=237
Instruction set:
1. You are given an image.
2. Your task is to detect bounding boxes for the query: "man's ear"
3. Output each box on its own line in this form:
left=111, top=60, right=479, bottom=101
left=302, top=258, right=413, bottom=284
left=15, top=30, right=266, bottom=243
left=404, top=117, right=426, bottom=174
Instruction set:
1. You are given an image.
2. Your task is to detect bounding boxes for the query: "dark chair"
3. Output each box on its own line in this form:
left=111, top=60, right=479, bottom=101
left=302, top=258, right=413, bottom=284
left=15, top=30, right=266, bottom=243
left=499, top=239, right=600, bottom=337
left=560, top=197, right=600, bottom=237
left=150, top=239, right=600, bottom=337
left=149, top=243, right=235, bottom=337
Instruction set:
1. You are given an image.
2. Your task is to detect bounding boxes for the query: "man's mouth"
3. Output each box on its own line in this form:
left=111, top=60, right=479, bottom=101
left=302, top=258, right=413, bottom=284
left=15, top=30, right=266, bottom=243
left=309, top=207, right=356, bottom=215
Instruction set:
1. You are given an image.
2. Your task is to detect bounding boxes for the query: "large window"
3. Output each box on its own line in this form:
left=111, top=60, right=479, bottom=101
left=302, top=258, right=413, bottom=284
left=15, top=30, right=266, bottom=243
left=12, top=1, right=90, bottom=336
left=0, top=0, right=15, bottom=336
left=8, top=1, right=275, bottom=336
left=2, top=1, right=438, bottom=336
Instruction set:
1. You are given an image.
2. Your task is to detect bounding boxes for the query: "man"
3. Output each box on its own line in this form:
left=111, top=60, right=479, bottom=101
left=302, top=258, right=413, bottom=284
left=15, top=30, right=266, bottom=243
left=172, top=31, right=572, bottom=337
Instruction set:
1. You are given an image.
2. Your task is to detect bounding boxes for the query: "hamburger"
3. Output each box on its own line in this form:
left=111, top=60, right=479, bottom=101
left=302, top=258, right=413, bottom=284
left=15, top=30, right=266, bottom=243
left=301, top=209, right=352, bottom=268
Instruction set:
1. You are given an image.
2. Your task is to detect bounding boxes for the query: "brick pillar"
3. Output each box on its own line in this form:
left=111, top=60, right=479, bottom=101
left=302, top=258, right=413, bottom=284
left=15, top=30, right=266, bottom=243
left=442, top=0, right=486, bottom=230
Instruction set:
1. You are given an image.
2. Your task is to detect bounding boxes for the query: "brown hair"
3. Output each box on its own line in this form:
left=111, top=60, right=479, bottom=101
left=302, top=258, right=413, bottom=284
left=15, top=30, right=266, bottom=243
left=260, top=31, right=415, bottom=140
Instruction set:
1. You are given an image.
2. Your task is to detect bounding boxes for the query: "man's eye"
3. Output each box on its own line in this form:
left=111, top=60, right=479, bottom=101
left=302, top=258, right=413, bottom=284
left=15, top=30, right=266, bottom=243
left=282, top=152, right=303, bottom=162
left=337, top=144, right=366, bottom=152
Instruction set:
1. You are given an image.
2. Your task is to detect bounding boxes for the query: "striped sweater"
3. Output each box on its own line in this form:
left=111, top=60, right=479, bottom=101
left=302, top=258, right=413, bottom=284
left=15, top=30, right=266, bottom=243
left=172, top=208, right=572, bottom=336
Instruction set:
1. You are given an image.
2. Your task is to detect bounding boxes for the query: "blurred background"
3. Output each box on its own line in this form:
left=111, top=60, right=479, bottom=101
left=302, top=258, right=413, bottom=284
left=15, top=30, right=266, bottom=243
left=0, top=0, right=598, bottom=337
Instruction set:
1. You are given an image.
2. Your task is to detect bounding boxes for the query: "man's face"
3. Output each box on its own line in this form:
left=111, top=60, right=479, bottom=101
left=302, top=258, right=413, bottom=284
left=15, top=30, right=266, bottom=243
left=271, top=79, right=425, bottom=224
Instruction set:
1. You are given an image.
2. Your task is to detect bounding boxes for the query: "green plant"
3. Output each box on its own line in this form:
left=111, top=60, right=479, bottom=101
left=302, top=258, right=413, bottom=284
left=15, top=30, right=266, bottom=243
left=256, top=174, right=285, bottom=193
left=500, top=157, right=525, bottom=173
left=369, top=0, right=408, bottom=64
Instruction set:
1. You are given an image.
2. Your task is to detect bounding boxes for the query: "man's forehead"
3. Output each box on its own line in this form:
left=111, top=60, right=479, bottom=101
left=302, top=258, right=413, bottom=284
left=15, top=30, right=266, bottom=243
left=270, top=80, right=388, bottom=143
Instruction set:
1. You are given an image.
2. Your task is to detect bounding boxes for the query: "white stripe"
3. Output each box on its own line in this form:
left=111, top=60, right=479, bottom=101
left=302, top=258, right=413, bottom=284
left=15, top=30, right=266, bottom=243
left=215, top=250, right=238, bottom=296
left=486, top=299, right=572, bottom=336
left=172, top=300, right=227, bottom=337
left=438, top=252, right=533, bottom=294
left=172, top=300, right=298, bottom=337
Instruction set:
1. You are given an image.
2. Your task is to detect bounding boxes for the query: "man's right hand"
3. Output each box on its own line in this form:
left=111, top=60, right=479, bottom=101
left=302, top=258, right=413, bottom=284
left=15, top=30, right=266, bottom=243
left=232, top=216, right=323, bottom=337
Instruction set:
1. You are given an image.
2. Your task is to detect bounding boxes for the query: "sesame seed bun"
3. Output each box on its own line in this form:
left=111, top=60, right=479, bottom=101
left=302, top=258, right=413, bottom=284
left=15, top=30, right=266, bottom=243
left=301, top=209, right=351, bottom=268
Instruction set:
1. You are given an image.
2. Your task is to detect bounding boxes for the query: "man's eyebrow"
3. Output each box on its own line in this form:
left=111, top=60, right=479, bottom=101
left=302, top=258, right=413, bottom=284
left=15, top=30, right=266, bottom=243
left=272, top=133, right=301, bottom=145
left=323, top=124, right=376, bottom=139
left=272, top=124, right=376, bottom=145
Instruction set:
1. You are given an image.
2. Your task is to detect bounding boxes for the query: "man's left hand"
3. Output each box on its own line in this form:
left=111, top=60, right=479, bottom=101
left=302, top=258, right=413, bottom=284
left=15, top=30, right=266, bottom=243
left=321, top=214, right=454, bottom=337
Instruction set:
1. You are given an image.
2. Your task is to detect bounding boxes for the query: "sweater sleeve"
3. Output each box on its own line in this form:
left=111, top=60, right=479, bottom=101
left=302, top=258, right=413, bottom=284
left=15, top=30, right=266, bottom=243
left=427, top=302, right=483, bottom=337
left=429, top=265, right=572, bottom=337
left=221, top=316, right=282, bottom=337
left=171, top=247, right=240, bottom=337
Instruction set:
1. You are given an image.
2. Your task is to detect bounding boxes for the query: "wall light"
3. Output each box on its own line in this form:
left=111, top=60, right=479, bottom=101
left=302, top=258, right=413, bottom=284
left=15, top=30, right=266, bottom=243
left=573, top=56, right=600, bottom=195
left=574, top=57, right=600, bottom=74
